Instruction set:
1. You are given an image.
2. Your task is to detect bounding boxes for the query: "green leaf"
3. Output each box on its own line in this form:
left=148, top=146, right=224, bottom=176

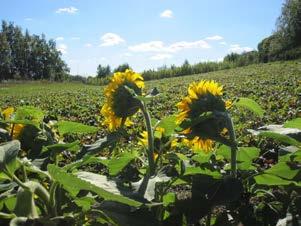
left=284, top=118, right=301, bottom=129
left=56, top=121, right=98, bottom=135
left=264, top=162, right=300, bottom=180
left=108, top=152, right=137, bottom=176
left=74, top=196, right=95, bottom=212
left=259, top=131, right=301, bottom=146
left=234, top=97, right=264, bottom=117
left=254, top=174, right=300, bottom=186
left=14, top=106, right=44, bottom=127
left=41, top=141, right=80, bottom=155
left=163, top=192, right=176, bottom=207
left=191, top=152, right=211, bottom=164
left=237, top=147, right=260, bottom=162
left=184, top=166, right=222, bottom=179
left=215, top=145, right=231, bottom=160
left=0, top=140, right=20, bottom=171
left=156, top=116, right=177, bottom=136
left=48, top=164, right=141, bottom=207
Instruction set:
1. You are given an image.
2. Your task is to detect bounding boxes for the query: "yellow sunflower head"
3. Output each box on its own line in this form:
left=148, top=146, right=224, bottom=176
left=1, top=107, right=25, bottom=139
left=176, top=80, right=230, bottom=152
left=101, top=69, right=145, bottom=131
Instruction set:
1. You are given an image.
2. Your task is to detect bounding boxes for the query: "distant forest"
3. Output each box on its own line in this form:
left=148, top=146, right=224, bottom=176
left=0, top=0, right=300, bottom=82
left=0, top=21, right=69, bottom=81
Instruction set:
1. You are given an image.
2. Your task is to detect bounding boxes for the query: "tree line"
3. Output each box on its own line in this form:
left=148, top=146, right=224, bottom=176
left=0, top=21, right=69, bottom=81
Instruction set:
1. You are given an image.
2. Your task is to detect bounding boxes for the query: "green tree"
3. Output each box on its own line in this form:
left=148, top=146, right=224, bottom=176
left=113, top=63, right=131, bottom=73
left=97, top=64, right=111, bottom=78
left=277, top=0, right=301, bottom=48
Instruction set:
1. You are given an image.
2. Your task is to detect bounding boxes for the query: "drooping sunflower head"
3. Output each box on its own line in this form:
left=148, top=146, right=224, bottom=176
left=176, top=80, right=230, bottom=153
left=101, top=69, right=145, bottom=131
left=1, top=107, right=25, bottom=139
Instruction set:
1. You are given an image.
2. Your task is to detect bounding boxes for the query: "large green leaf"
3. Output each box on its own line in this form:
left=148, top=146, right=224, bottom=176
left=14, top=106, right=44, bottom=127
left=184, top=166, right=222, bottom=179
left=254, top=174, right=300, bottom=186
left=259, top=131, right=301, bottom=146
left=48, top=165, right=141, bottom=207
left=108, top=152, right=137, bottom=176
left=41, top=141, right=80, bottom=155
left=56, top=121, right=98, bottom=135
left=0, top=140, right=20, bottom=171
left=191, top=152, right=212, bottom=164
left=215, top=145, right=231, bottom=160
left=284, top=118, right=301, bottom=129
left=234, top=97, right=264, bottom=117
left=264, top=162, right=300, bottom=180
left=156, top=116, right=177, bottom=136
left=237, top=147, right=260, bottom=162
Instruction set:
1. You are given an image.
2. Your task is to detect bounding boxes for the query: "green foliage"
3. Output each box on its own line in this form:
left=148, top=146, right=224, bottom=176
left=234, top=97, right=265, bottom=117
left=113, top=63, right=131, bottom=73
left=284, top=117, right=301, bottom=129
left=0, top=20, right=69, bottom=81
left=48, top=164, right=141, bottom=207
left=97, top=64, right=111, bottom=78
left=56, top=120, right=98, bottom=135
left=258, top=131, right=301, bottom=146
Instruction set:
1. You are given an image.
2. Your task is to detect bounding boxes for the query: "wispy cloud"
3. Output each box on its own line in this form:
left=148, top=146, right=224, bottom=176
left=228, top=44, right=253, bottom=53
left=55, top=6, right=78, bottom=14
left=71, top=37, right=80, bottom=40
left=84, top=43, right=93, bottom=48
left=205, top=35, right=223, bottom=41
left=129, top=39, right=210, bottom=53
left=100, top=33, right=125, bottom=47
left=160, top=9, right=173, bottom=18
left=56, top=37, right=64, bottom=41
left=150, top=53, right=173, bottom=60
left=25, top=18, right=33, bottom=21
left=57, top=43, right=68, bottom=54
left=219, top=41, right=227, bottom=45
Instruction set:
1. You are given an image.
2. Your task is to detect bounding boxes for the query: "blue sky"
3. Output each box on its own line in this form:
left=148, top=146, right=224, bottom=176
left=1, top=0, right=284, bottom=76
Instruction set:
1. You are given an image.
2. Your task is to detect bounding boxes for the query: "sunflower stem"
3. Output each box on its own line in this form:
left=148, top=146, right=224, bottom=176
left=139, top=101, right=155, bottom=176
left=227, top=114, right=237, bottom=177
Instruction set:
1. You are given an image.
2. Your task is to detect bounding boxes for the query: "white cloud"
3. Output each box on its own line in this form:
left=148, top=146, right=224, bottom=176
left=160, top=9, right=173, bottom=18
left=205, top=35, right=223, bottom=41
left=150, top=54, right=173, bottom=60
left=128, top=39, right=210, bottom=53
left=84, top=43, right=92, bottom=48
left=71, top=37, right=80, bottom=40
left=55, top=7, right=78, bottom=14
left=56, top=37, right=64, bottom=41
left=100, top=33, right=125, bottom=47
left=219, top=41, right=227, bottom=45
left=228, top=44, right=253, bottom=53
left=57, top=43, right=68, bottom=54
left=25, top=18, right=33, bottom=21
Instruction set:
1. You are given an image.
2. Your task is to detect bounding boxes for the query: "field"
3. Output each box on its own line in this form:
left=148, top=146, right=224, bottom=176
left=0, top=60, right=301, bottom=226
left=1, top=60, right=300, bottom=142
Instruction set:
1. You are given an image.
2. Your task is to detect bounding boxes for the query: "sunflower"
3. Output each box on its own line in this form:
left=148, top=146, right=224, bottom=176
left=1, top=107, right=25, bottom=139
left=176, top=80, right=230, bottom=153
left=101, top=69, right=145, bottom=131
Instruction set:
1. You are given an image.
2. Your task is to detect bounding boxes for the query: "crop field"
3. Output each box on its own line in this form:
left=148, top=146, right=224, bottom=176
left=0, top=60, right=301, bottom=226
left=1, top=60, right=300, bottom=142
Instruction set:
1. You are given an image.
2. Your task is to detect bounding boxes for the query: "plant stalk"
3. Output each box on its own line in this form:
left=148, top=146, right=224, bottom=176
left=227, top=114, right=237, bottom=177
left=139, top=101, right=155, bottom=176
